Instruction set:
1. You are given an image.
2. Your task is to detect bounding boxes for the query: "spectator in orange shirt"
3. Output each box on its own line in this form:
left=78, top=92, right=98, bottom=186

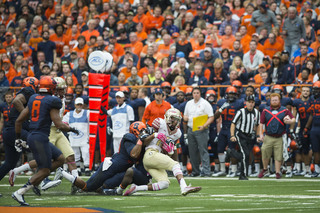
left=145, top=6, right=165, bottom=33
left=129, top=32, right=143, bottom=56
left=28, top=28, right=43, bottom=51
left=142, top=88, right=172, bottom=126
left=61, top=61, right=78, bottom=85
left=2, top=59, right=17, bottom=84
left=254, top=64, right=267, bottom=84
left=81, top=19, right=100, bottom=42
left=2, top=32, right=16, bottom=49
left=192, top=33, right=206, bottom=54
left=120, top=57, right=134, bottom=80
left=21, top=43, right=33, bottom=65
left=310, top=30, right=320, bottom=51
left=136, top=22, right=148, bottom=42
left=133, top=5, right=148, bottom=26
left=45, top=0, right=56, bottom=19
left=221, top=25, right=236, bottom=50
left=263, top=33, right=284, bottom=58
left=241, top=3, right=256, bottom=36
left=73, top=35, right=89, bottom=60
left=187, top=0, right=198, bottom=17
left=239, top=25, right=252, bottom=53
left=62, top=0, right=74, bottom=16
left=108, top=34, right=125, bottom=57
left=74, top=0, right=89, bottom=20
left=157, top=34, right=172, bottom=59
left=50, top=24, right=69, bottom=57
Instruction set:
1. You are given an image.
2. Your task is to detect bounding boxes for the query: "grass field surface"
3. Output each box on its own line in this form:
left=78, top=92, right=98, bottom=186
left=0, top=176, right=320, bottom=213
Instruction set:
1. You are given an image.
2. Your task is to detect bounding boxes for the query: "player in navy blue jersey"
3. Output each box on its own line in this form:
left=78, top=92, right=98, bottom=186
left=0, top=90, right=13, bottom=135
left=12, top=76, right=79, bottom=206
left=205, top=89, right=221, bottom=174
left=259, top=85, right=293, bottom=112
left=304, top=81, right=320, bottom=177
left=127, top=88, right=146, bottom=121
left=292, top=86, right=313, bottom=177
left=0, top=78, right=39, bottom=183
left=57, top=121, right=148, bottom=193
left=212, top=86, right=244, bottom=177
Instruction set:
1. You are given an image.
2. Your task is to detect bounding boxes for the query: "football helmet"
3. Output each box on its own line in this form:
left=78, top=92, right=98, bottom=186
left=66, top=87, right=74, bottom=95
left=120, top=86, right=129, bottom=94
left=54, top=77, right=67, bottom=89
left=130, top=121, right=146, bottom=137
left=290, top=140, right=298, bottom=150
left=271, top=85, right=284, bottom=96
left=206, top=89, right=216, bottom=104
left=161, top=81, right=171, bottom=89
left=185, top=87, right=193, bottom=95
left=253, top=145, right=261, bottom=155
left=22, top=77, right=39, bottom=92
left=231, top=80, right=242, bottom=95
left=226, top=86, right=237, bottom=103
left=164, top=108, right=182, bottom=131
left=313, top=81, right=320, bottom=99
left=39, top=76, right=57, bottom=94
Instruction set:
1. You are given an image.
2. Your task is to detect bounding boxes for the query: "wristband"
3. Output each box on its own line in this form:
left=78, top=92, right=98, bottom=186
left=218, top=108, right=223, bottom=113
left=137, top=140, right=143, bottom=145
left=154, top=133, right=158, bottom=138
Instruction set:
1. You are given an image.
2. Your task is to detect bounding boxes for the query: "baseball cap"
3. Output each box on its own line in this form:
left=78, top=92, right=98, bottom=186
left=248, top=77, right=255, bottom=83
left=172, top=32, right=180, bottom=38
left=308, top=52, right=317, bottom=57
left=115, top=91, right=125, bottom=98
left=127, top=57, right=133, bottom=61
left=154, top=88, right=163, bottom=94
left=197, top=5, right=203, bottom=10
left=246, top=95, right=255, bottom=102
left=205, top=38, right=214, bottom=44
left=5, top=32, right=12, bottom=37
left=260, top=2, right=268, bottom=10
left=306, top=9, right=313, bottom=13
left=42, top=63, right=50, bottom=68
left=75, top=97, right=84, bottom=105
left=263, top=55, right=271, bottom=61
left=281, top=50, right=290, bottom=55
left=299, top=38, right=305, bottom=43
left=252, top=33, right=259, bottom=37
left=127, top=11, right=134, bottom=16
left=179, top=5, right=187, bottom=10
left=82, top=71, right=89, bottom=76
left=110, top=34, right=116, bottom=38
left=204, top=47, right=212, bottom=53
left=273, top=53, right=281, bottom=59
left=225, top=10, right=232, bottom=16
left=176, top=51, right=185, bottom=58
left=94, top=15, right=100, bottom=19
left=258, top=64, right=266, bottom=69
left=2, top=58, right=10, bottom=63
left=189, top=52, right=197, bottom=58
left=191, top=0, right=197, bottom=3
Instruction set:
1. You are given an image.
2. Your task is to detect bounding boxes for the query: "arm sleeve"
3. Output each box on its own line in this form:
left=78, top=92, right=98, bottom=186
left=152, top=118, right=161, bottom=132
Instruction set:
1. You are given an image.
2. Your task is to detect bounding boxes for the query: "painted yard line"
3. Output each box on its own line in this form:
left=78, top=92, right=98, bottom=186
left=175, top=207, right=204, bottom=209
left=305, top=190, right=320, bottom=192
left=210, top=194, right=320, bottom=199
left=121, top=206, right=147, bottom=208
left=0, top=184, right=24, bottom=186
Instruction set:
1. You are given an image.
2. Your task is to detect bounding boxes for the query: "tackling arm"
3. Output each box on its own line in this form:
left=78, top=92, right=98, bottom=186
left=51, top=108, right=76, bottom=132
left=15, top=107, right=30, bottom=138
left=12, top=94, right=27, bottom=112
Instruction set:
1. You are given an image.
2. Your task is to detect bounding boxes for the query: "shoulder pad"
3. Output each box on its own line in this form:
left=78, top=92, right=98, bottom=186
left=51, top=96, right=62, bottom=110
left=17, top=87, right=35, bottom=102
left=122, top=133, right=138, bottom=144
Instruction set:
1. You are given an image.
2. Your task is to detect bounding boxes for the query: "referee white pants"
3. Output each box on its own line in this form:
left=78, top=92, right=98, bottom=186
left=72, top=144, right=90, bottom=167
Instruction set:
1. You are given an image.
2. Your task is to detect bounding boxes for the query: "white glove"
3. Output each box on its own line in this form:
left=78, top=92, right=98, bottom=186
left=219, top=102, right=230, bottom=112
left=184, top=134, right=188, bottom=145
left=15, top=139, right=28, bottom=153
left=214, top=133, right=219, bottom=143
left=107, top=126, right=113, bottom=135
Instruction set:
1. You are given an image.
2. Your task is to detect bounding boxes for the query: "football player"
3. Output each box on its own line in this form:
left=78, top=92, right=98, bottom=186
left=9, top=77, right=80, bottom=193
left=0, top=78, right=39, bottom=183
left=127, top=87, right=146, bottom=121
left=123, top=108, right=201, bottom=196
left=12, top=76, right=79, bottom=206
left=304, top=81, right=320, bottom=177
left=292, top=86, right=313, bottom=177
left=212, top=86, right=244, bottom=177
left=57, top=121, right=148, bottom=193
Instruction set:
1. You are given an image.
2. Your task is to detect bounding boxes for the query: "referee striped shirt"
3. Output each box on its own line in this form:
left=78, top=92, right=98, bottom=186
left=232, top=108, right=260, bottom=134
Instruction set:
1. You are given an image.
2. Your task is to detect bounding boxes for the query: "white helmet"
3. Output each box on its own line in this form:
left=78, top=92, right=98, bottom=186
left=165, top=108, right=182, bottom=131
left=54, top=77, right=67, bottom=89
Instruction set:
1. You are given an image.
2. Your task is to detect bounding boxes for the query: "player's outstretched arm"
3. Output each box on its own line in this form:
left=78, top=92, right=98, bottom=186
left=51, top=109, right=78, bottom=134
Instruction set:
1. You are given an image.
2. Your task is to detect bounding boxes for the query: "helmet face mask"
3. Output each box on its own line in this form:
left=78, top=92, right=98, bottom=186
left=313, top=88, right=320, bottom=99
left=165, top=108, right=182, bottom=131
left=129, top=121, right=146, bottom=137
left=226, top=92, right=237, bottom=102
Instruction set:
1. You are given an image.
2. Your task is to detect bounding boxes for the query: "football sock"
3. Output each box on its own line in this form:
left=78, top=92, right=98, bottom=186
left=136, top=185, right=148, bottom=191
left=215, top=164, right=220, bottom=172
left=17, top=180, right=34, bottom=195
left=71, top=169, right=79, bottom=177
left=117, top=184, right=125, bottom=194
left=296, top=163, right=301, bottom=173
left=218, top=154, right=226, bottom=172
left=62, top=170, right=76, bottom=183
left=14, top=163, right=31, bottom=174
left=255, top=163, right=260, bottom=173
left=172, top=164, right=183, bottom=177
left=302, top=163, right=306, bottom=172
left=178, top=178, right=187, bottom=190
left=151, top=181, right=169, bottom=191
left=231, top=164, right=237, bottom=173
left=248, top=165, right=252, bottom=175
left=306, top=165, right=311, bottom=173
left=287, top=166, right=292, bottom=173
left=315, top=164, right=320, bottom=173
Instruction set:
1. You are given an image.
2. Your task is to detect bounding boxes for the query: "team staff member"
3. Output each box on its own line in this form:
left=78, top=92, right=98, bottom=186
left=184, top=87, right=214, bottom=177
left=142, top=88, right=171, bottom=127
left=230, top=95, right=260, bottom=180
left=257, top=93, right=295, bottom=179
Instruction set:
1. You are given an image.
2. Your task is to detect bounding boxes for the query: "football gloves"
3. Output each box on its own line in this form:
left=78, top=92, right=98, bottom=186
left=69, top=127, right=80, bottom=135
left=15, top=139, right=29, bottom=153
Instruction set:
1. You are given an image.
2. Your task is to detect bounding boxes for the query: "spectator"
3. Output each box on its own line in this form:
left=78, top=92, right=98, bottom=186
left=221, top=25, right=236, bottom=50
left=230, top=40, right=244, bottom=59
left=107, top=91, right=134, bottom=153
left=2, top=59, right=17, bottom=84
left=263, top=33, right=284, bottom=58
left=243, top=40, right=264, bottom=74
left=219, top=10, right=239, bottom=36
left=50, top=24, right=69, bottom=57
left=183, top=87, right=214, bottom=177
left=283, top=7, right=306, bottom=58
left=0, top=70, right=9, bottom=87
left=251, top=2, right=278, bottom=34
left=258, top=93, right=295, bottom=179
left=209, top=58, right=229, bottom=85
left=221, top=49, right=233, bottom=71
left=126, top=88, right=146, bottom=122
left=11, top=66, right=29, bottom=87
left=267, top=53, right=287, bottom=84
left=126, top=67, right=142, bottom=86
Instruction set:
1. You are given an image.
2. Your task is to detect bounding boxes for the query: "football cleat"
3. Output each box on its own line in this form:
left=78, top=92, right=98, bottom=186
left=71, top=184, right=79, bottom=195
left=123, top=185, right=137, bottom=196
left=285, top=172, right=293, bottom=178
left=84, top=168, right=91, bottom=176
left=297, top=170, right=306, bottom=176
left=54, top=167, right=64, bottom=181
left=226, top=172, right=236, bottom=178
left=311, top=172, right=320, bottom=178
left=249, top=172, right=259, bottom=177
left=258, top=169, right=268, bottom=178
left=212, top=171, right=226, bottom=177
left=9, top=169, right=17, bottom=186
left=12, top=191, right=29, bottom=206
left=181, top=186, right=202, bottom=196
left=40, top=178, right=61, bottom=191
left=304, top=172, right=312, bottom=178
left=276, top=173, right=281, bottom=179
left=269, top=173, right=276, bottom=178
left=239, top=175, right=248, bottom=180
left=32, top=185, right=41, bottom=196
left=103, top=188, right=122, bottom=196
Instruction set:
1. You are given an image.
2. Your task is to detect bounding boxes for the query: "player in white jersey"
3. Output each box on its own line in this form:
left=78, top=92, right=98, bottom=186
left=9, top=77, right=78, bottom=193
left=123, top=108, right=201, bottom=196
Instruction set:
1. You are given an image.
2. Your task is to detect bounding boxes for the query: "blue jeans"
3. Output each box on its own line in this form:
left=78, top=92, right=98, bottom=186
left=285, top=44, right=299, bottom=59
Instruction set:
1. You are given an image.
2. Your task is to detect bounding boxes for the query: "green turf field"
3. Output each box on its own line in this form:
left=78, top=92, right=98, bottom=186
left=0, top=176, right=320, bottom=212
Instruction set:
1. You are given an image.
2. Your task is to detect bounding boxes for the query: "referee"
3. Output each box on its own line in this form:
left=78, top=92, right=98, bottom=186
left=230, top=95, right=260, bottom=180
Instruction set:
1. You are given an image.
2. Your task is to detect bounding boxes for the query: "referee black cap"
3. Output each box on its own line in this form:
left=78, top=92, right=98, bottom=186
left=246, top=95, right=255, bottom=102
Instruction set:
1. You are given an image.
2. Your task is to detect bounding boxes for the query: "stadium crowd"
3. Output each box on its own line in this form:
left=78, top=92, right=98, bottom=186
left=1, top=0, right=320, bottom=186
